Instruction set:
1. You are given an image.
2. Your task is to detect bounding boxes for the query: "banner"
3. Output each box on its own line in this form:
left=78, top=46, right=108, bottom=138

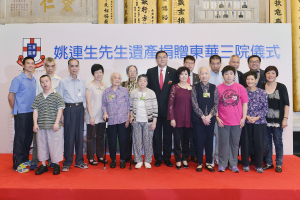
left=0, top=23, right=293, bottom=154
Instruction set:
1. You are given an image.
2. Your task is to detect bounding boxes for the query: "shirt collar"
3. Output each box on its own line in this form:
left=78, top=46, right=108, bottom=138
left=42, top=89, right=56, bottom=98
left=67, top=75, right=81, bottom=81
left=21, top=72, right=33, bottom=79
left=158, top=66, right=167, bottom=72
left=47, top=74, right=61, bottom=80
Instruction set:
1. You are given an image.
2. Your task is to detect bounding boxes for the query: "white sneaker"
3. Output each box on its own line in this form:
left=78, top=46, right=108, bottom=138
left=144, top=162, right=151, bottom=169
left=135, top=162, right=143, bottom=169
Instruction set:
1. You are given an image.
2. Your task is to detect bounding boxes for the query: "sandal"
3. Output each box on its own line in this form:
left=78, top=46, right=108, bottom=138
left=98, top=157, right=108, bottom=164
left=61, top=166, right=70, bottom=172
left=74, top=163, right=88, bottom=169
left=88, top=159, right=98, bottom=165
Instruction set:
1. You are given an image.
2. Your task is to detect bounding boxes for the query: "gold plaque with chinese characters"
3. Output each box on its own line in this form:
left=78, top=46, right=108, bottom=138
left=124, top=0, right=156, bottom=24
left=98, top=0, right=114, bottom=24
left=157, top=0, right=172, bottom=23
left=173, top=0, right=189, bottom=23
left=270, top=0, right=286, bottom=23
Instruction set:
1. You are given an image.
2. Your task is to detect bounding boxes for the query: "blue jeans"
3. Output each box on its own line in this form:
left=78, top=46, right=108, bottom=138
left=265, top=126, right=283, bottom=166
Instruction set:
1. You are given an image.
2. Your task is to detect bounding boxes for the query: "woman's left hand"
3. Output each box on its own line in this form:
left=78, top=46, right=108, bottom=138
left=125, top=120, right=130, bottom=128
left=240, top=118, right=246, bottom=128
left=151, top=122, right=156, bottom=131
left=282, top=118, right=288, bottom=129
left=170, top=120, right=176, bottom=128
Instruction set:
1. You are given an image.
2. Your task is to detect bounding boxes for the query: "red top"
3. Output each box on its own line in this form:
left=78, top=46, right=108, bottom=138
left=167, top=84, right=192, bottom=128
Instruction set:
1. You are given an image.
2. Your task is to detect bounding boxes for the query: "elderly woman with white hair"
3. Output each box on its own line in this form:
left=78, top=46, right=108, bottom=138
left=191, top=67, right=219, bottom=172
left=102, top=72, right=130, bottom=169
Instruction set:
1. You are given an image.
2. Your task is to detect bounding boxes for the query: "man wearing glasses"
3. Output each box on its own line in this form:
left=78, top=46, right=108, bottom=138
left=146, top=51, right=178, bottom=168
left=245, top=55, right=266, bottom=89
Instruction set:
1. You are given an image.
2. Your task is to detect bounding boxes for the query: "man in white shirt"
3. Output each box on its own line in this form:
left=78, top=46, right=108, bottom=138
left=208, top=55, right=223, bottom=167
left=30, top=57, right=62, bottom=170
left=183, top=55, right=200, bottom=163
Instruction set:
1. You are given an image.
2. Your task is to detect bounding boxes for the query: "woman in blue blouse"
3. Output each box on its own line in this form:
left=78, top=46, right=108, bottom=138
left=241, top=71, right=268, bottom=173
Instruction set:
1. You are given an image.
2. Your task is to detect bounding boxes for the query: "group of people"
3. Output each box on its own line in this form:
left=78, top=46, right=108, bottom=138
left=8, top=50, right=289, bottom=175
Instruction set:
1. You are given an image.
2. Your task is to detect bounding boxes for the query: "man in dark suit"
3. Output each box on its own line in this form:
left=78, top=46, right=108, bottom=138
left=245, top=55, right=267, bottom=89
left=146, top=51, right=178, bottom=167
left=229, top=55, right=246, bottom=87
left=183, top=55, right=199, bottom=163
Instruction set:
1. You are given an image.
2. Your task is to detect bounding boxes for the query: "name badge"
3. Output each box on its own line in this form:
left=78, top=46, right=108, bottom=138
left=140, top=97, right=145, bottom=101
left=77, top=92, right=82, bottom=97
left=109, top=95, right=115, bottom=99
left=203, top=93, right=210, bottom=98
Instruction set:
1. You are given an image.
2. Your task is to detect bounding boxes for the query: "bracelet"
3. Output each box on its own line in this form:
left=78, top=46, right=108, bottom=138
left=284, top=117, right=288, bottom=119
left=216, top=115, right=219, bottom=118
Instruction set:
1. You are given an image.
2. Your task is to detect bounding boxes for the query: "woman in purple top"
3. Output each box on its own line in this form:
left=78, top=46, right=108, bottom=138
left=167, top=66, right=193, bottom=170
left=241, top=71, right=268, bottom=173
left=102, top=72, right=130, bottom=169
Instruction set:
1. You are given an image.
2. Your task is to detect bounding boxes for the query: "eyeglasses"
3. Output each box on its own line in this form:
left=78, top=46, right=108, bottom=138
left=157, top=56, right=167, bottom=60
left=249, top=61, right=260, bottom=64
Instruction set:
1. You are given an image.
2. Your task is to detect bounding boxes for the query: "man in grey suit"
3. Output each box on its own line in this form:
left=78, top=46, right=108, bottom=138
left=183, top=55, right=200, bottom=163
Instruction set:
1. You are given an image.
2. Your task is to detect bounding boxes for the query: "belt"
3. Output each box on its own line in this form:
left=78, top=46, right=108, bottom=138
left=65, top=102, right=83, bottom=107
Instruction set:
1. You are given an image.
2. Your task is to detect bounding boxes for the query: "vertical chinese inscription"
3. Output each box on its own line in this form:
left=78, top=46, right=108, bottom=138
left=98, top=0, right=114, bottom=24
left=291, top=0, right=300, bottom=111
left=173, top=0, right=189, bottom=23
left=157, top=0, right=172, bottom=23
left=125, top=0, right=156, bottom=24
left=270, top=0, right=286, bottom=23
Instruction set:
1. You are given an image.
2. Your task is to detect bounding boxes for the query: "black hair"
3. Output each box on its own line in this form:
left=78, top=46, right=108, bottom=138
left=244, top=71, right=257, bottom=79
left=209, top=55, right=222, bottom=63
left=137, top=74, right=148, bottom=82
left=247, top=55, right=261, bottom=64
left=183, top=55, right=195, bottom=63
left=176, top=66, right=190, bottom=78
left=91, top=64, right=104, bottom=75
left=155, top=51, right=168, bottom=59
left=39, top=74, right=51, bottom=83
left=22, top=56, right=35, bottom=65
left=221, top=65, right=236, bottom=76
left=264, top=66, right=278, bottom=77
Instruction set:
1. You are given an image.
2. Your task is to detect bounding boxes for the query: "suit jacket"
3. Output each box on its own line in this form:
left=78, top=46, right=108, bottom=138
left=237, top=70, right=246, bottom=87
left=146, top=66, right=179, bottom=119
left=243, top=69, right=267, bottom=89
left=192, top=72, right=200, bottom=85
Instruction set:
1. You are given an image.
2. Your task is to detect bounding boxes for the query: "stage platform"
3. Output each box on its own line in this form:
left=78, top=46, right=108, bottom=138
left=1, top=154, right=300, bottom=200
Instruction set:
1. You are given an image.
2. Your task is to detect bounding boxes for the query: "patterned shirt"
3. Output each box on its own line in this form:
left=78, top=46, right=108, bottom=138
left=246, top=88, right=268, bottom=124
left=31, top=90, right=65, bottom=129
left=121, top=79, right=138, bottom=95
left=102, top=86, right=130, bottom=125
left=191, top=82, right=219, bottom=117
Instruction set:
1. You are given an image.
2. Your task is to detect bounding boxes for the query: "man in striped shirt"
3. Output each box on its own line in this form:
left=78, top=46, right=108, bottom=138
left=32, top=75, right=65, bottom=175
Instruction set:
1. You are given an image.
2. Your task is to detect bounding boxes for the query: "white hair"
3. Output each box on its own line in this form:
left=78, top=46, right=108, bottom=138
left=199, top=66, right=210, bottom=74
left=110, top=72, right=122, bottom=80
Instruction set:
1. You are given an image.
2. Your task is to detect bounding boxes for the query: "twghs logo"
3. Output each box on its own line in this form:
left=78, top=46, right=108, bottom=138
left=17, top=38, right=45, bottom=68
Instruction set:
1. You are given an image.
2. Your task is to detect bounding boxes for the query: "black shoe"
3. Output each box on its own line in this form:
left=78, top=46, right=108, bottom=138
left=262, top=164, right=274, bottom=170
left=191, top=156, right=197, bottom=163
left=132, top=161, right=137, bottom=165
left=155, top=160, right=162, bottom=167
left=196, top=164, right=202, bottom=172
left=35, top=165, right=48, bottom=175
left=275, top=166, right=282, bottom=173
left=97, top=157, right=108, bottom=164
left=53, top=164, right=60, bottom=175
left=176, top=165, right=181, bottom=170
left=110, top=160, right=116, bottom=168
left=182, top=161, right=189, bottom=169
left=120, top=161, right=126, bottom=169
left=205, top=164, right=215, bottom=172
left=164, top=160, right=173, bottom=167
left=88, top=159, right=98, bottom=166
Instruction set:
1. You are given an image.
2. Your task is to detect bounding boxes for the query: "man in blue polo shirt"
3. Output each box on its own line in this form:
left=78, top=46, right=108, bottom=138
left=8, top=56, right=36, bottom=173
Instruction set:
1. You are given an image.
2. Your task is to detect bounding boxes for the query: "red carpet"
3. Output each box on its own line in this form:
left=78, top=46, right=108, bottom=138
left=1, top=154, right=300, bottom=200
